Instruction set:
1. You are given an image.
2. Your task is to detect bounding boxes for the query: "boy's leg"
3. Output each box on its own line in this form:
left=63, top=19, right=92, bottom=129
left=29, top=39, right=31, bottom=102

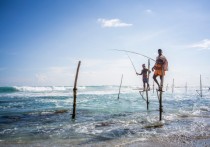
left=147, top=82, right=150, bottom=90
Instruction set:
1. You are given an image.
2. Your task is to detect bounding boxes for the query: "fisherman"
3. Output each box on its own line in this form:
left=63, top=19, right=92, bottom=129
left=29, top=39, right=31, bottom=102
left=152, top=49, right=168, bottom=91
left=136, top=64, right=151, bottom=91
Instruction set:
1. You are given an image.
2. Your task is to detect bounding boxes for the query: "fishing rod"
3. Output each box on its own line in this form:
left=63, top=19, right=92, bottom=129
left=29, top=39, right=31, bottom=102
left=126, top=54, right=138, bottom=73
left=112, top=49, right=155, bottom=62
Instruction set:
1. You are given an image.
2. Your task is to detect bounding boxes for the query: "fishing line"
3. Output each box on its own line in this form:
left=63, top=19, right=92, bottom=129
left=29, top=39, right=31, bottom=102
left=126, top=53, right=137, bottom=73
left=112, top=49, right=155, bottom=62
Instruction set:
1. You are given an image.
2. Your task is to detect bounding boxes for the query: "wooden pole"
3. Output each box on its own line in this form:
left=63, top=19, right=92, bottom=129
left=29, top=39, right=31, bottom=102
left=159, top=66, right=164, bottom=121
left=72, top=61, right=81, bottom=119
left=172, top=78, right=174, bottom=93
left=118, top=74, right=123, bottom=99
left=146, top=59, right=150, bottom=110
left=200, top=75, right=202, bottom=97
left=185, top=82, right=187, bottom=93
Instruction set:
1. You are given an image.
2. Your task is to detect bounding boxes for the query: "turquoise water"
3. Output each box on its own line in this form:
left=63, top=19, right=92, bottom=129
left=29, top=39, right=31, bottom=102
left=0, top=86, right=210, bottom=146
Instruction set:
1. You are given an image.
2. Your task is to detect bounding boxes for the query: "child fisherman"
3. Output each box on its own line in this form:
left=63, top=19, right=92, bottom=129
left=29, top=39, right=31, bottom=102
left=136, top=64, right=151, bottom=91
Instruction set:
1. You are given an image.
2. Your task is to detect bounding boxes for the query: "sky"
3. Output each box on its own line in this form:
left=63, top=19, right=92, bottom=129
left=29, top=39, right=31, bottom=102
left=0, top=0, right=210, bottom=87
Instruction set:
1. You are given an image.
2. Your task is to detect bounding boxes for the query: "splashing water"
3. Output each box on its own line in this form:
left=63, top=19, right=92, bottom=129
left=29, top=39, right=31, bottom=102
left=0, top=86, right=210, bottom=146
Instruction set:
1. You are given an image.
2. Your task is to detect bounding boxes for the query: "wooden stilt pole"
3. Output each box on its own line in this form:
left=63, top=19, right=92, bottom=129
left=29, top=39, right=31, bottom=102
left=72, top=61, right=81, bottom=119
left=200, top=75, right=202, bottom=97
left=172, top=78, right=174, bottom=93
left=118, top=74, right=123, bottom=99
left=159, top=66, right=164, bottom=121
left=145, top=59, right=150, bottom=110
left=185, top=82, right=187, bottom=93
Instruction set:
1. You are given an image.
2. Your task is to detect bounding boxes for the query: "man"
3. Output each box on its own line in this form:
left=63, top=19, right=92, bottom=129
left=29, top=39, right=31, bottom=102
left=136, top=64, right=151, bottom=91
left=152, top=49, right=168, bottom=91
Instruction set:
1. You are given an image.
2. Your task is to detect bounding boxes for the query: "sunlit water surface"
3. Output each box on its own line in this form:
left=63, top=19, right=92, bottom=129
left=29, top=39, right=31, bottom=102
left=0, top=86, right=210, bottom=146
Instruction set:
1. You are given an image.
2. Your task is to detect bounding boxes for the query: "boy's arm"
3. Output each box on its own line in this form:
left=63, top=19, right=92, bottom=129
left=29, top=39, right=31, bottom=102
left=136, top=70, right=143, bottom=75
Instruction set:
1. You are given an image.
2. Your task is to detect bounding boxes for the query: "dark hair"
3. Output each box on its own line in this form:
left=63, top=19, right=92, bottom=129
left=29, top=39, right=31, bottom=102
left=158, top=49, right=162, bottom=52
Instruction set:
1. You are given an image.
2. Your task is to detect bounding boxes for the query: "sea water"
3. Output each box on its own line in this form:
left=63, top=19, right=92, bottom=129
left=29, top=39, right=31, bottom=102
left=0, top=86, right=210, bottom=146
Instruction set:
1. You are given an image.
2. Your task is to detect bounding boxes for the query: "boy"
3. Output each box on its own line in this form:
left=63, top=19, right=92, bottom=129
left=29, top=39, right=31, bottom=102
left=136, top=64, right=151, bottom=91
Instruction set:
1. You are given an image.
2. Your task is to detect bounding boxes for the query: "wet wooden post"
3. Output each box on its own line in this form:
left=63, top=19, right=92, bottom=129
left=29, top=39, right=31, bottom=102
left=118, top=74, right=123, bottom=99
left=185, top=82, right=187, bottom=93
left=200, top=75, right=202, bottom=97
left=159, top=66, right=164, bottom=121
left=172, top=78, right=174, bottom=93
left=145, top=59, right=150, bottom=110
left=72, top=61, right=81, bottom=119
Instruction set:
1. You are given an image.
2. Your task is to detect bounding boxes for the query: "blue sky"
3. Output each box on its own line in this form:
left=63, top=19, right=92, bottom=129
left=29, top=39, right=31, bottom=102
left=0, top=0, right=210, bottom=87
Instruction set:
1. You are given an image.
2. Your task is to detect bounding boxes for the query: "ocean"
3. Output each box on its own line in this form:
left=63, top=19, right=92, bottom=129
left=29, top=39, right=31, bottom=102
left=0, top=86, right=210, bottom=146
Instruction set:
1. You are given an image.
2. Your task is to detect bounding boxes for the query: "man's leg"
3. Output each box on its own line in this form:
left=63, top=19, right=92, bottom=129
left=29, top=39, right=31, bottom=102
left=159, top=76, right=163, bottom=90
left=153, top=74, right=160, bottom=88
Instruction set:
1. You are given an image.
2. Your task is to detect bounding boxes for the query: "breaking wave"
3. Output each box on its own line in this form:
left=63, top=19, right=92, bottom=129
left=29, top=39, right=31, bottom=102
left=0, top=87, right=19, bottom=93
left=0, top=86, right=74, bottom=93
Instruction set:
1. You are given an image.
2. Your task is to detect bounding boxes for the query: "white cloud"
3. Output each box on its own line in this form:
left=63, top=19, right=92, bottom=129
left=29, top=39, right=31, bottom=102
left=48, top=66, right=70, bottom=75
left=145, top=9, right=152, bottom=13
left=35, top=74, right=48, bottom=83
left=34, top=66, right=74, bottom=86
left=190, top=39, right=210, bottom=50
left=77, top=58, right=141, bottom=86
left=97, top=18, right=133, bottom=28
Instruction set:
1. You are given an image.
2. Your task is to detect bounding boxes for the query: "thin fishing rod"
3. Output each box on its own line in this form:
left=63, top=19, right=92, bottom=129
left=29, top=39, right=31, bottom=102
left=118, top=74, right=123, bottom=99
left=127, top=54, right=137, bottom=73
left=112, top=49, right=155, bottom=62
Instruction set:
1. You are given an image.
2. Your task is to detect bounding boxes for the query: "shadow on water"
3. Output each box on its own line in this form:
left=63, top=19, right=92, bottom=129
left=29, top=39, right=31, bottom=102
left=0, top=109, right=70, bottom=125
left=79, top=128, right=136, bottom=145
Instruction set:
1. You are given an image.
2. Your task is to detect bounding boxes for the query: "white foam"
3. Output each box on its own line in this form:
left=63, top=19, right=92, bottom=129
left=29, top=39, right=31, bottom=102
left=14, top=86, right=73, bottom=92
left=144, top=120, right=165, bottom=128
left=200, top=106, right=210, bottom=111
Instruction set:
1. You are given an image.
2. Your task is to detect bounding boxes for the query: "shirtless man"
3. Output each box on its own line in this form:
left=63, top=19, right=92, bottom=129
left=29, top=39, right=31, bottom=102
left=152, top=49, right=168, bottom=90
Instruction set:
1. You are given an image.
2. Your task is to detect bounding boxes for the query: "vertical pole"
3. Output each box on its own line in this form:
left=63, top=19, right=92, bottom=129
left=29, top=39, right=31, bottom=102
left=200, top=75, right=202, bottom=97
left=146, top=59, right=150, bottom=110
left=118, top=74, right=123, bottom=99
left=172, top=78, right=174, bottom=93
left=72, top=61, right=81, bottom=119
left=159, top=66, right=164, bottom=121
left=185, top=82, right=187, bottom=93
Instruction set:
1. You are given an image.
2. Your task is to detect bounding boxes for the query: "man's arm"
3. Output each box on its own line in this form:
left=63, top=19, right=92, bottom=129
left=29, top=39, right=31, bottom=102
left=152, top=65, right=155, bottom=71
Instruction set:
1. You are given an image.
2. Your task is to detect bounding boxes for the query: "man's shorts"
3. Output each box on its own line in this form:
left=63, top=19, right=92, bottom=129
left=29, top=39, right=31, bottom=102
left=143, top=78, right=148, bottom=83
left=154, top=64, right=165, bottom=76
left=154, top=70, right=165, bottom=76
